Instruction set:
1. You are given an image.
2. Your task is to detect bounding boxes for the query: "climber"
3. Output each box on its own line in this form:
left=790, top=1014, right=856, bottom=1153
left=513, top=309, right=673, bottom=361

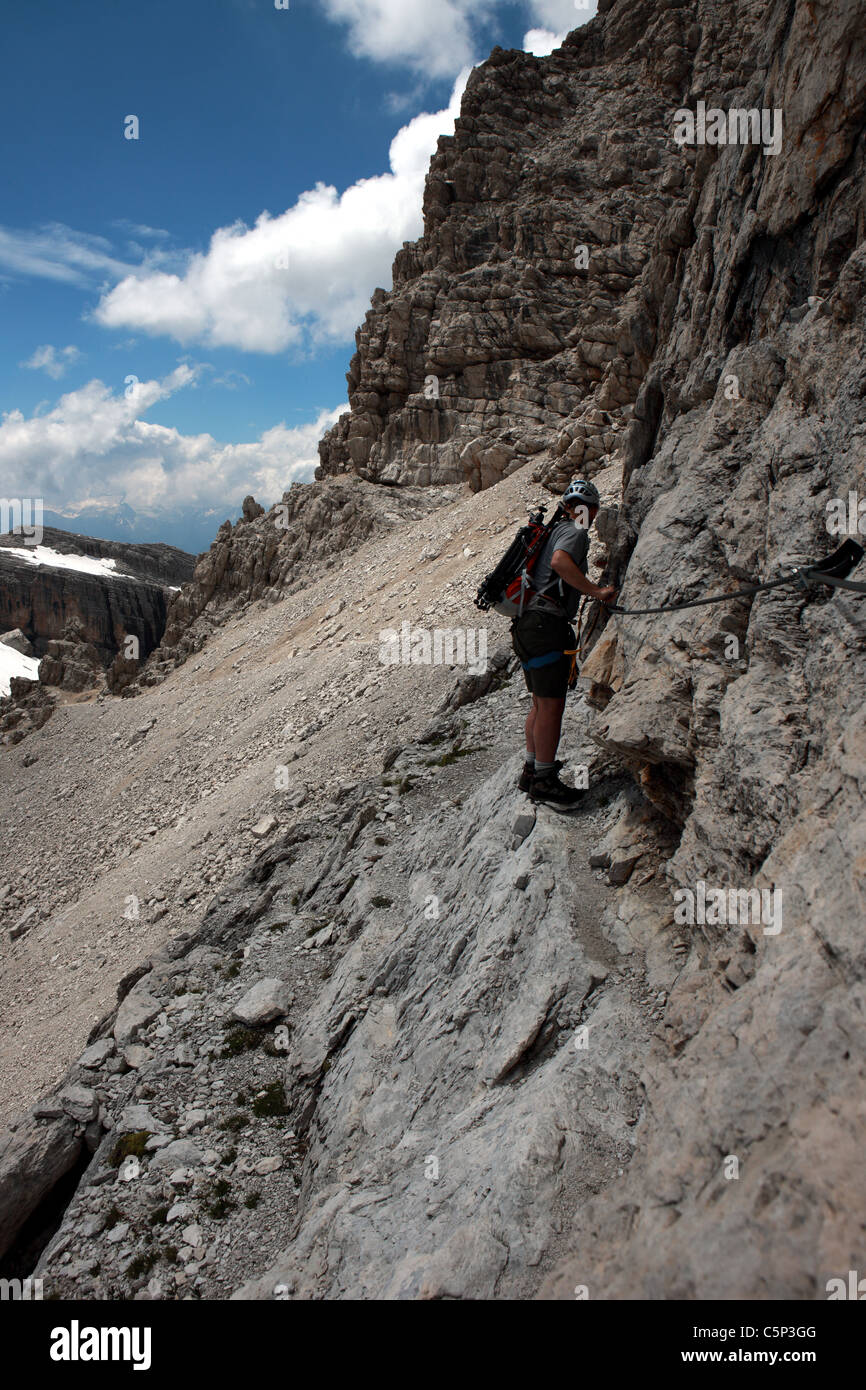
left=512, top=479, right=617, bottom=810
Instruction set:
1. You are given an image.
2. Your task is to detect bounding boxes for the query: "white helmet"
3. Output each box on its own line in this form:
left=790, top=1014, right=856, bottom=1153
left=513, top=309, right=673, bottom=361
left=562, top=478, right=600, bottom=510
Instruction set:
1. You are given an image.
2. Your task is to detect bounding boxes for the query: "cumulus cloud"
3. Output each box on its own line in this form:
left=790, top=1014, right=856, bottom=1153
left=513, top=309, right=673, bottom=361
left=523, top=1, right=597, bottom=54
left=320, top=0, right=498, bottom=78
left=528, top=0, right=595, bottom=30
left=92, top=73, right=468, bottom=353
left=0, top=368, right=341, bottom=513
left=523, top=28, right=564, bottom=56
left=320, top=0, right=595, bottom=74
left=20, top=344, right=82, bottom=380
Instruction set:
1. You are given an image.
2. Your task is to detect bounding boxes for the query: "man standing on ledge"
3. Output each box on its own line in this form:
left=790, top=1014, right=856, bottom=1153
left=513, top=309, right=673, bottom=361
left=512, top=478, right=617, bottom=810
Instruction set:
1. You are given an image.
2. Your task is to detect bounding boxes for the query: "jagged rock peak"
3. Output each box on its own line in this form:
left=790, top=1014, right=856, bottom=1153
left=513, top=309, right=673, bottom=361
left=134, top=475, right=458, bottom=690
left=316, top=0, right=865, bottom=502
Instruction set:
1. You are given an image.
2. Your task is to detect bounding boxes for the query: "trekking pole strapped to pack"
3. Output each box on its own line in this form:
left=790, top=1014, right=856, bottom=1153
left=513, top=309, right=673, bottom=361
left=475, top=505, right=565, bottom=617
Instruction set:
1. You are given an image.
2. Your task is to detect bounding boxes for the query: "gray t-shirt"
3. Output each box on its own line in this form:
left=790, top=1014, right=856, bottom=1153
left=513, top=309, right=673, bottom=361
left=527, top=519, right=590, bottom=620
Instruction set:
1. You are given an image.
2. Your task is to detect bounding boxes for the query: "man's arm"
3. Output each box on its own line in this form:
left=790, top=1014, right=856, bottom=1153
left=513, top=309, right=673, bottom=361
left=551, top=549, right=617, bottom=602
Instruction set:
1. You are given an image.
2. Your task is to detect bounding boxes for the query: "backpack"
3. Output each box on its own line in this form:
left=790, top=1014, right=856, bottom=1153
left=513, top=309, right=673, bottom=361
left=475, top=505, right=565, bottom=617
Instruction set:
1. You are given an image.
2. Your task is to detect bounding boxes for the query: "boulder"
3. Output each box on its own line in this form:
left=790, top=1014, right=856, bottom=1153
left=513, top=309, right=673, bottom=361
left=0, top=1111, right=82, bottom=1260
left=150, top=1140, right=205, bottom=1171
left=77, top=1039, right=115, bottom=1070
left=114, top=987, right=161, bottom=1046
left=0, top=629, right=35, bottom=657
left=231, top=978, right=291, bottom=1026
left=59, top=1085, right=98, bottom=1124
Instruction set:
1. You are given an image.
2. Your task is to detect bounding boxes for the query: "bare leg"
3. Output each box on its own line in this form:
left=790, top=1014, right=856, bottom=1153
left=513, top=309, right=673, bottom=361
left=525, top=695, right=539, bottom=757
left=533, top=696, right=566, bottom=764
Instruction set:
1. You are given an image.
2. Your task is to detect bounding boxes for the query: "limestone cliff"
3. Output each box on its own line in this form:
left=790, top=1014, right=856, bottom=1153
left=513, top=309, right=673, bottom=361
left=1, top=0, right=865, bottom=1303
left=303, top=0, right=866, bottom=1295
left=0, top=527, right=195, bottom=682
left=134, top=480, right=457, bottom=692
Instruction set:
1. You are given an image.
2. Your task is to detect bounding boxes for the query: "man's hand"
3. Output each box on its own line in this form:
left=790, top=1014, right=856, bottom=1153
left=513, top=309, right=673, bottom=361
left=552, top=551, right=618, bottom=605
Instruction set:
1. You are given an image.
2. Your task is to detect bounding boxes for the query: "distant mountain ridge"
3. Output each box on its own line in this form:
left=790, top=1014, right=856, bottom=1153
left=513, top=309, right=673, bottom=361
left=0, top=526, right=197, bottom=588
left=0, top=528, right=198, bottom=720
left=37, top=502, right=240, bottom=556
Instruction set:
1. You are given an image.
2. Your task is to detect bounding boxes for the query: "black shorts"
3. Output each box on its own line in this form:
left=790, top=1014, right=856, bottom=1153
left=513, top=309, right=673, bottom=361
left=511, top=610, right=577, bottom=699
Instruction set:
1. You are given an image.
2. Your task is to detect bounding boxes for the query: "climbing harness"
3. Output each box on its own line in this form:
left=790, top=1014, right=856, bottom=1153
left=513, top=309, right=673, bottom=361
left=518, top=647, right=579, bottom=688
left=520, top=650, right=563, bottom=670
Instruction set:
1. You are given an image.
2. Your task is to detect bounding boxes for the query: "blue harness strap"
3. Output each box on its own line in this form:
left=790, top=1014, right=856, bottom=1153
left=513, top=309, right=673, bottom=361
left=521, top=650, right=563, bottom=670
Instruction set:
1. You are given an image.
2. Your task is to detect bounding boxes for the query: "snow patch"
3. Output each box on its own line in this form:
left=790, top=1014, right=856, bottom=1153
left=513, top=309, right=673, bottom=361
left=3, top=546, right=133, bottom=580
left=0, top=643, right=40, bottom=697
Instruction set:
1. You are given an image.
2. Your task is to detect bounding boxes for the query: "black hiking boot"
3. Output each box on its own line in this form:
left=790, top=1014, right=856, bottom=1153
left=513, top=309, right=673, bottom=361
left=518, top=759, right=562, bottom=792
left=529, top=769, right=584, bottom=811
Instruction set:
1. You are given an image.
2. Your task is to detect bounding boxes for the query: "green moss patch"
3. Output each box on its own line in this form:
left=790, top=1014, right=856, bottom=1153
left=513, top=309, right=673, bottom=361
left=127, top=1250, right=159, bottom=1280
left=218, top=1112, right=249, bottom=1133
left=252, top=1082, right=290, bottom=1118
left=203, top=1178, right=235, bottom=1220
left=221, top=1027, right=263, bottom=1057
left=109, top=1131, right=151, bottom=1168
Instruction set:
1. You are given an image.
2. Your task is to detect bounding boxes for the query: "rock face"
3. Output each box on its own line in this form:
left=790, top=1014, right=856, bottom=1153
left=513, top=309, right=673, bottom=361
left=1, top=0, right=865, bottom=1303
left=0, top=526, right=197, bottom=587
left=318, top=0, right=865, bottom=505
left=2, top=658, right=641, bottom=1298
left=135, top=477, right=457, bottom=688
left=0, top=529, right=197, bottom=742
left=0, top=527, right=196, bottom=681
left=312, top=0, right=866, bottom=1297
left=540, top=0, right=866, bottom=1300
left=316, top=3, right=683, bottom=488
left=0, top=676, right=56, bottom=746
left=0, top=1111, right=82, bottom=1263
left=37, top=618, right=104, bottom=693
left=231, top=752, right=647, bottom=1303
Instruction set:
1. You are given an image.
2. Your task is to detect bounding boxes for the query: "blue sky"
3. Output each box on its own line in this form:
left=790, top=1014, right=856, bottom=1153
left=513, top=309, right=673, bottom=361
left=0, top=0, right=596, bottom=545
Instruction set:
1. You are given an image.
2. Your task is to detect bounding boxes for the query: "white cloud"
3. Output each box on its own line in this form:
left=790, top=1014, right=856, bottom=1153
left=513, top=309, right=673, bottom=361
left=319, top=0, right=596, bottom=74
left=320, top=0, right=497, bottom=78
left=523, top=0, right=597, bottom=54
left=111, top=219, right=171, bottom=240
left=20, top=344, right=82, bottom=379
left=212, top=368, right=251, bottom=390
left=0, top=221, right=188, bottom=291
left=528, top=0, right=595, bottom=30
left=92, top=73, right=469, bottom=353
left=523, top=28, right=564, bottom=56
left=0, top=368, right=342, bottom=513
left=0, top=224, right=133, bottom=288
